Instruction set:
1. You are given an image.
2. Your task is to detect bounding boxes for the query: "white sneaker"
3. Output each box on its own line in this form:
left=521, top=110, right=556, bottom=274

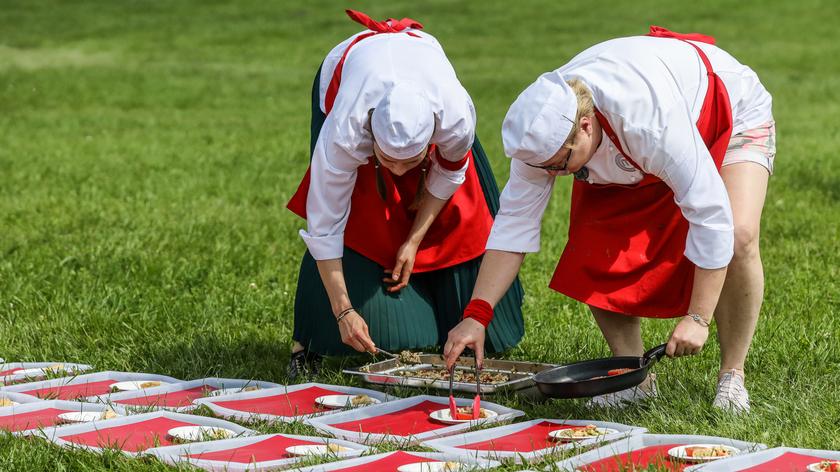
left=586, top=381, right=658, bottom=409
left=713, top=370, right=750, bottom=413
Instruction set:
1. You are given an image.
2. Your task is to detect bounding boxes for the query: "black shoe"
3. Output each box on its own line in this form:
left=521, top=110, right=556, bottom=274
left=288, top=348, right=323, bottom=381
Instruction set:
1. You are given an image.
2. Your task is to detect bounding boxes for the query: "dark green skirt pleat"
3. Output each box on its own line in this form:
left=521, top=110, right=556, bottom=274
left=292, top=65, right=524, bottom=356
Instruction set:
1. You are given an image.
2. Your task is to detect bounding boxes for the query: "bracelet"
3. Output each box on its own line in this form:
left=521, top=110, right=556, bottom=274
left=336, top=307, right=355, bottom=323
left=462, top=299, right=494, bottom=328
left=686, top=313, right=712, bottom=327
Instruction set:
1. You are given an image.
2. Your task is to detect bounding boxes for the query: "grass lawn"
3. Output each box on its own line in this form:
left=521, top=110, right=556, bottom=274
left=1, top=0, right=838, bottom=470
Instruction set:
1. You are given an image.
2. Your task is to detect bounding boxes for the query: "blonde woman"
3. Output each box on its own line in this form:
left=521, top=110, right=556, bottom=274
left=444, top=27, right=773, bottom=413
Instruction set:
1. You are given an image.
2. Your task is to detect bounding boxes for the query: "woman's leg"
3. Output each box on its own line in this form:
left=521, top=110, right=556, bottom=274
left=715, top=162, right=769, bottom=374
left=590, top=306, right=644, bottom=357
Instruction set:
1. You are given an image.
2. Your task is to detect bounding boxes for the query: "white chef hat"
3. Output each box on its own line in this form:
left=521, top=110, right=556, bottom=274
left=502, top=74, right=578, bottom=165
left=371, top=82, right=435, bottom=159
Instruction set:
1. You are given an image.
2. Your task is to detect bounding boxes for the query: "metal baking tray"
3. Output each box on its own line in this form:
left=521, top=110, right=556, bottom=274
left=343, top=353, right=558, bottom=396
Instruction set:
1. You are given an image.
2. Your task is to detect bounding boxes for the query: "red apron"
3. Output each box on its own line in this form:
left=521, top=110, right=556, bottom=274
left=287, top=10, right=493, bottom=273
left=550, top=26, right=733, bottom=318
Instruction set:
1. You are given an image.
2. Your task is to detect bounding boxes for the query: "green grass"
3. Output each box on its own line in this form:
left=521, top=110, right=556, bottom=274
left=1, top=0, right=839, bottom=470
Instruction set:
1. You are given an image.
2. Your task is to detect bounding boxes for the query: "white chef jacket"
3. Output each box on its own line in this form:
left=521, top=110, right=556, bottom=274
left=301, top=28, right=477, bottom=261
left=487, top=36, right=773, bottom=269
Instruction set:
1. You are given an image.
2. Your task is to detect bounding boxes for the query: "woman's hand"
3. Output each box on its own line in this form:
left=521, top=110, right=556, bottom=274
left=443, top=318, right=486, bottom=370
left=337, top=310, right=377, bottom=353
left=383, top=240, right=419, bottom=293
left=665, top=316, right=710, bottom=357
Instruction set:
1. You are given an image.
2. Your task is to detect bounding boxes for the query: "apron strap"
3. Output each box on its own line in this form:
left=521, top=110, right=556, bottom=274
left=324, top=11, right=424, bottom=113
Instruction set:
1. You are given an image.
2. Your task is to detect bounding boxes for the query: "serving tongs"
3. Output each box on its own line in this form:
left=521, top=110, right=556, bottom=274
left=374, top=348, right=399, bottom=360
left=472, top=359, right=482, bottom=420
left=448, top=365, right=458, bottom=420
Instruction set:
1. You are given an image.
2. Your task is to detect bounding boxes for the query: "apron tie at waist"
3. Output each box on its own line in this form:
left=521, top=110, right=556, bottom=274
left=345, top=9, right=423, bottom=35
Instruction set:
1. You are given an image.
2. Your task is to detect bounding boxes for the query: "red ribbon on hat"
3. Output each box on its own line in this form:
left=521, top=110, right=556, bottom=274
left=647, top=25, right=715, bottom=45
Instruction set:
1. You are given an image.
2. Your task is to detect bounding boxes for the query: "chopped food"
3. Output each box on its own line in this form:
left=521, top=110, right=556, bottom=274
left=201, top=428, right=233, bottom=441
left=395, top=367, right=510, bottom=384
left=684, top=446, right=733, bottom=458
left=350, top=394, right=375, bottom=406
left=43, top=364, right=66, bottom=373
left=454, top=406, right=490, bottom=420
left=444, top=462, right=461, bottom=471
left=590, top=368, right=638, bottom=380
left=326, top=443, right=349, bottom=452
left=398, top=350, right=422, bottom=364
left=100, top=408, right=118, bottom=420
left=564, top=424, right=603, bottom=438
left=814, top=461, right=840, bottom=472
left=139, top=381, right=162, bottom=389
left=0, top=398, right=15, bottom=407
left=241, top=386, right=260, bottom=392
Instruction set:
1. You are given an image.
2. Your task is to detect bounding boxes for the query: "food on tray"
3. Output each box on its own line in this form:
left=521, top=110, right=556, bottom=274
left=395, top=367, right=510, bottom=384
left=811, top=461, right=840, bottom=472
left=443, top=462, right=461, bottom=471
left=563, top=424, right=601, bottom=438
left=327, top=443, right=349, bottom=453
left=350, top=394, right=375, bottom=406
left=454, top=406, right=490, bottom=420
left=398, top=350, right=422, bottom=364
left=0, top=398, right=15, bottom=407
left=139, top=381, right=162, bottom=389
left=684, top=445, right=733, bottom=459
left=100, top=408, right=118, bottom=420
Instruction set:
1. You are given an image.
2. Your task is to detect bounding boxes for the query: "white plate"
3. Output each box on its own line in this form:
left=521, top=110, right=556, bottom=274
left=808, top=461, right=840, bottom=472
left=315, top=394, right=382, bottom=409
left=58, top=411, right=110, bottom=423
left=429, top=407, right=498, bottom=424
left=109, top=380, right=169, bottom=392
left=667, top=444, right=740, bottom=462
left=285, top=444, right=350, bottom=456
left=11, top=365, right=77, bottom=377
left=397, top=462, right=461, bottom=472
left=167, top=426, right=236, bottom=442
left=548, top=426, right=618, bottom=441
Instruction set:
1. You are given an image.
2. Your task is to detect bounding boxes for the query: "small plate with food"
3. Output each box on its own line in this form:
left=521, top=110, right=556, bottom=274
left=285, top=444, right=350, bottom=456
left=397, top=461, right=461, bottom=472
left=667, top=444, right=739, bottom=462
left=167, top=425, right=236, bottom=443
left=207, top=386, right=262, bottom=397
left=808, top=460, right=840, bottom=472
left=548, top=424, right=618, bottom=441
left=10, top=364, right=72, bottom=378
left=315, top=394, right=380, bottom=409
left=109, top=380, right=169, bottom=392
left=58, top=409, right=119, bottom=424
left=429, top=406, right=497, bottom=424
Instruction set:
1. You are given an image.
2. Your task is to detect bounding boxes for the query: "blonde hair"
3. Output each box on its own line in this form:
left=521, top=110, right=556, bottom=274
left=564, top=79, right=595, bottom=149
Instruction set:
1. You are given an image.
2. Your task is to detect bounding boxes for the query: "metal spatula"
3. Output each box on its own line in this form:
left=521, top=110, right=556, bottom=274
left=448, top=365, right=458, bottom=420
left=472, top=362, right=482, bottom=420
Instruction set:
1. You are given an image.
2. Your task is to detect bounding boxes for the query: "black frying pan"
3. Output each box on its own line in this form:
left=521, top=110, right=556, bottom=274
left=534, top=344, right=667, bottom=398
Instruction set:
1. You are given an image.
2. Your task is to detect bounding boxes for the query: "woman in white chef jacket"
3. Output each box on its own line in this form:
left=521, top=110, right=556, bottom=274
left=444, top=27, right=774, bottom=413
left=287, top=10, right=524, bottom=378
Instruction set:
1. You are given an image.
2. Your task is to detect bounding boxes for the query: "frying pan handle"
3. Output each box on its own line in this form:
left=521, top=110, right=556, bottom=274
left=642, top=344, right=668, bottom=365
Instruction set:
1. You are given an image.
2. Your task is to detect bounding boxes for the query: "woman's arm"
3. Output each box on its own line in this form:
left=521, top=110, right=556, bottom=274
left=666, top=265, right=727, bottom=357
left=387, top=193, right=448, bottom=292
left=443, top=249, right=526, bottom=369
left=316, top=258, right=377, bottom=353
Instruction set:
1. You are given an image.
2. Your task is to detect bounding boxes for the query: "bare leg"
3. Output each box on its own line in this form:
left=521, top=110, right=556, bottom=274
left=716, top=162, right=769, bottom=376
left=292, top=341, right=305, bottom=354
left=590, top=306, right=644, bottom=357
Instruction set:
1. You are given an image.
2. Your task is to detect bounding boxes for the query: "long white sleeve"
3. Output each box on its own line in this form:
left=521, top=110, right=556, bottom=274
left=299, top=116, right=367, bottom=260
left=631, top=106, right=735, bottom=269
left=425, top=89, right=476, bottom=199
left=485, top=160, right=556, bottom=253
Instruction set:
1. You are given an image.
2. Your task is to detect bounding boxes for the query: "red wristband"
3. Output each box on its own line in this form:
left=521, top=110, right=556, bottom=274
left=462, top=299, right=494, bottom=328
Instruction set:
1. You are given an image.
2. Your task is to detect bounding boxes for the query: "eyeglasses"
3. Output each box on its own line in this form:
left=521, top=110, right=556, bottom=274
left=524, top=114, right=576, bottom=172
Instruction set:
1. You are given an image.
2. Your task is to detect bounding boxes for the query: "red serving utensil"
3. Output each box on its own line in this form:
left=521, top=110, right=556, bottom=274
left=447, top=365, right=457, bottom=420
left=472, top=362, right=482, bottom=420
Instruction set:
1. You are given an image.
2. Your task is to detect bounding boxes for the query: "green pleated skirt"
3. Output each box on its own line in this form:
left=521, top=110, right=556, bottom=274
left=292, top=65, right=524, bottom=356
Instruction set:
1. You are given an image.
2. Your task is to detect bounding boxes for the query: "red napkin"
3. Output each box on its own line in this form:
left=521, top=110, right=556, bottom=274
left=60, top=417, right=197, bottom=452
left=740, top=452, right=837, bottom=471
left=332, top=451, right=435, bottom=472
left=0, top=408, right=73, bottom=432
left=579, top=444, right=688, bottom=472
left=330, top=400, right=449, bottom=436
left=462, top=422, right=580, bottom=452
left=211, top=386, right=342, bottom=417
left=22, top=380, right=118, bottom=400
left=116, top=386, right=215, bottom=408
left=187, top=435, right=324, bottom=463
